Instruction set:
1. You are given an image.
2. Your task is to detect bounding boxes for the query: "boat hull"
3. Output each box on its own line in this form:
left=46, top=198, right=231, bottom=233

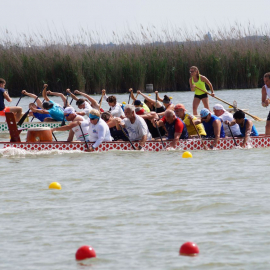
left=1, top=136, right=270, bottom=152
left=0, top=121, right=62, bottom=132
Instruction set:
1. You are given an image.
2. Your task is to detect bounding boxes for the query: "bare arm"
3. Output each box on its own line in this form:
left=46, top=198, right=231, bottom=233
left=74, top=90, right=99, bottom=109
left=139, top=134, right=147, bottom=149
left=201, top=75, right=214, bottom=94
left=22, top=90, right=43, bottom=108
left=3, top=91, right=12, bottom=102
left=262, top=86, right=269, bottom=107
left=114, top=118, right=125, bottom=130
left=51, top=121, right=80, bottom=132
left=66, top=89, right=79, bottom=101
left=67, top=130, right=75, bottom=141
left=242, top=120, right=252, bottom=146
left=171, top=132, right=181, bottom=148
left=155, top=91, right=163, bottom=102
left=189, top=77, right=195, bottom=92
left=42, top=84, right=49, bottom=101
left=211, top=120, right=221, bottom=149
left=47, top=90, right=69, bottom=106
left=137, top=90, right=162, bottom=108
left=30, top=107, right=50, bottom=115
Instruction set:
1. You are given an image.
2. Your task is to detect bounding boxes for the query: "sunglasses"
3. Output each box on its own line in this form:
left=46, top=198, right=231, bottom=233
left=64, top=113, right=71, bottom=118
left=190, top=70, right=195, bottom=73
left=89, top=117, right=96, bottom=120
left=201, top=115, right=208, bottom=120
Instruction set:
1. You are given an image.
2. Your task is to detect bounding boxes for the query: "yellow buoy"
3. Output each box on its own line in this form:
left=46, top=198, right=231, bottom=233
left=49, top=182, right=62, bottom=190
left=182, top=151, right=192, bottom=158
left=169, top=96, right=173, bottom=99
left=122, top=101, right=126, bottom=104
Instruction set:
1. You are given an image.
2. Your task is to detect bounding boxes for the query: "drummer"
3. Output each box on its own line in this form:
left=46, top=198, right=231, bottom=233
left=51, top=107, right=90, bottom=142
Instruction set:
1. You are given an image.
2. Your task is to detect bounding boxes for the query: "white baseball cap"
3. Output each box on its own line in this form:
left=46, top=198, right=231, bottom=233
left=64, top=107, right=75, bottom=115
left=213, top=104, right=225, bottom=111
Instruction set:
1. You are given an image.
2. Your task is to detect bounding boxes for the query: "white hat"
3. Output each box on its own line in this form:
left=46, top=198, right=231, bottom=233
left=64, top=107, right=75, bottom=115
left=213, top=104, right=225, bottom=111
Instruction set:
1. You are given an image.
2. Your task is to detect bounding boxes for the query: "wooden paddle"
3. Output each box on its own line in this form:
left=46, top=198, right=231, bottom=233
left=190, top=118, right=208, bottom=150
left=227, top=124, right=238, bottom=146
left=119, top=124, right=136, bottom=150
left=16, top=94, right=24, bottom=106
left=52, top=132, right=58, bottom=142
left=194, top=86, right=263, bottom=121
left=17, top=88, right=45, bottom=126
left=60, top=94, right=69, bottom=126
left=154, top=120, right=166, bottom=149
left=78, top=123, right=89, bottom=150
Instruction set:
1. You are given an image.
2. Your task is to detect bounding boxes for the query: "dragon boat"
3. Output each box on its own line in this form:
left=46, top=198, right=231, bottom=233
left=1, top=112, right=269, bottom=152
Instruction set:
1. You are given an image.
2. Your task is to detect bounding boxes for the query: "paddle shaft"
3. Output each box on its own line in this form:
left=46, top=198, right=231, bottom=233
left=60, top=94, right=69, bottom=126
left=154, top=120, right=166, bottom=149
left=78, top=124, right=89, bottom=150
left=128, top=92, right=131, bottom=104
left=191, top=118, right=208, bottom=150
left=119, top=125, right=136, bottom=150
left=52, top=132, right=58, bottom=142
left=227, top=124, right=238, bottom=146
left=16, top=95, right=23, bottom=106
left=194, top=86, right=262, bottom=121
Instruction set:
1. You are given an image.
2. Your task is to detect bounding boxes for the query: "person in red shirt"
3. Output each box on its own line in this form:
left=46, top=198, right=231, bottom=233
left=152, top=110, right=188, bottom=149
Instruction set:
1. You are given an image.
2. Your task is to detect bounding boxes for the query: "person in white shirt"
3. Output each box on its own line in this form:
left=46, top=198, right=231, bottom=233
left=213, top=104, right=242, bottom=137
left=106, top=95, right=125, bottom=118
left=75, top=99, right=92, bottom=116
left=86, top=109, right=113, bottom=152
left=115, top=104, right=152, bottom=150
left=51, top=107, right=90, bottom=142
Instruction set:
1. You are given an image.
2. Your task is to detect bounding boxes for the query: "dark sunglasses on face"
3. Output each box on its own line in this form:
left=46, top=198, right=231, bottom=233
left=64, top=113, right=70, bottom=118
left=202, top=115, right=208, bottom=120
left=90, top=117, right=96, bottom=120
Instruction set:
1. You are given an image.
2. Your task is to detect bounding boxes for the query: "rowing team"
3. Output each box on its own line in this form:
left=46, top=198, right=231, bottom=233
left=6, top=83, right=257, bottom=151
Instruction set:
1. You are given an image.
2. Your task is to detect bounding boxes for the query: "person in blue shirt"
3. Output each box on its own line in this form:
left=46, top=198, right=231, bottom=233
left=30, top=85, right=68, bottom=122
left=21, top=90, right=51, bottom=122
left=193, top=108, right=225, bottom=149
left=225, top=110, right=259, bottom=147
left=0, top=78, right=23, bottom=121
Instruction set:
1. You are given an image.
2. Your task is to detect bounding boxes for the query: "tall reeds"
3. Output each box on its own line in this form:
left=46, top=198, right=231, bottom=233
left=0, top=23, right=270, bottom=96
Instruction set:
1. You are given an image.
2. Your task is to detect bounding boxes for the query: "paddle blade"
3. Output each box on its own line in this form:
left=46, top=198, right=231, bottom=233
left=17, top=109, right=30, bottom=126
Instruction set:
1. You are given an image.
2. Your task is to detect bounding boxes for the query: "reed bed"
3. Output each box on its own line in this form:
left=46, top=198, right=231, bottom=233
left=0, top=23, right=270, bottom=96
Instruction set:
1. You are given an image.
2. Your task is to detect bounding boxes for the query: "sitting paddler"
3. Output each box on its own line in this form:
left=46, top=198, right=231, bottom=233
left=155, top=92, right=175, bottom=117
left=21, top=90, right=51, bottom=122
left=66, top=88, right=92, bottom=117
left=73, top=89, right=107, bottom=111
left=0, top=78, right=23, bottom=122
left=101, top=111, right=129, bottom=141
left=194, top=108, right=225, bottom=149
left=129, top=88, right=150, bottom=112
left=51, top=107, right=90, bottom=142
left=31, top=86, right=66, bottom=121
left=213, top=103, right=241, bottom=137
left=106, top=95, right=125, bottom=118
left=225, top=110, right=259, bottom=147
left=115, top=104, right=152, bottom=150
left=174, top=104, right=206, bottom=137
left=136, top=90, right=165, bottom=113
left=86, top=109, right=113, bottom=152
left=152, top=109, right=188, bottom=149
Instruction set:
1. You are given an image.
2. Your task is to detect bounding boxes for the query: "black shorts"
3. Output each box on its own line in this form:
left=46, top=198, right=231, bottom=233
left=194, top=93, right=208, bottom=100
left=267, top=111, right=270, bottom=121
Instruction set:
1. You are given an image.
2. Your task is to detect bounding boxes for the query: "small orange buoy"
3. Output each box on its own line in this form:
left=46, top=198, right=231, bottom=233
left=75, top=245, right=96, bottom=261
left=179, top=242, right=199, bottom=256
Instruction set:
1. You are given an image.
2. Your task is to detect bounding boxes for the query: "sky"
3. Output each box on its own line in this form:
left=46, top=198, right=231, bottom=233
left=2, top=0, right=270, bottom=44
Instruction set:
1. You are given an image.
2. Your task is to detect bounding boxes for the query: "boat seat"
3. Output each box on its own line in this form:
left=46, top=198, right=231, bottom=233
left=5, top=112, right=27, bottom=142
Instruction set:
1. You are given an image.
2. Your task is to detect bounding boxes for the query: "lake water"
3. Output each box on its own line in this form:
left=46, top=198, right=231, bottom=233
left=1, top=89, right=270, bottom=270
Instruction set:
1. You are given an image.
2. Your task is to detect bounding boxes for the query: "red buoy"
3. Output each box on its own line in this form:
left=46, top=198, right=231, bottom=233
left=75, top=245, right=96, bottom=260
left=179, top=242, right=199, bottom=256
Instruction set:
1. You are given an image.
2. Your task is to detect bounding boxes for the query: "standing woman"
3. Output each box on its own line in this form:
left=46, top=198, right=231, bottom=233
left=189, top=66, right=215, bottom=115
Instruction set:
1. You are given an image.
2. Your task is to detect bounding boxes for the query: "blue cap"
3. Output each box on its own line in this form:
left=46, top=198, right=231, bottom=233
left=200, top=108, right=210, bottom=118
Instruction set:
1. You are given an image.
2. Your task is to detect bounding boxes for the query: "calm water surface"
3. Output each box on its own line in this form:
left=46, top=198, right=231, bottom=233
left=1, top=89, right=270, bottom=270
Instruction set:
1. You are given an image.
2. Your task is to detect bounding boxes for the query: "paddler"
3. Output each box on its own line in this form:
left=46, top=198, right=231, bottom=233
left=261, top=72, right=270, bottom=135
left=51, top=107, right=90, bottom=142
left=21, top=90, right=51, bottom=122
left=193, top=108, right=225, bottom=149
left=225, top=110, right=259, bottom=147
left=174, top=103, right=206, bottom=137
left=152, top=109, right=188, bottom=149
left=0, top=78, right=23, bottom=121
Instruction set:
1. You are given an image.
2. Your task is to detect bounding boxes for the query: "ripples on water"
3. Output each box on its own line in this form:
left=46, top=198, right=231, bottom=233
left=1, top=89, right=270, bottom=269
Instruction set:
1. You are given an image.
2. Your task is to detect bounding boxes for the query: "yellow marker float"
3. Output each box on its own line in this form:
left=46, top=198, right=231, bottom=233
left=49, top=182, right=62, bottom=190
left=182, top=151, right=192, bottom=158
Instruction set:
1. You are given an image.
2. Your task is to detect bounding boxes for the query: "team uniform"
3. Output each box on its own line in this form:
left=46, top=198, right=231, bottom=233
left=202, top=114, right=225, bottom=138
left=47, top=100, right=64, bottom=121
left=239, top=118, right=259, bottom=137
left=72, top=119, right=91, bottom=142
left=110, top=103, right=125, bottom=118
left=161, top=117, right=189, bottom=139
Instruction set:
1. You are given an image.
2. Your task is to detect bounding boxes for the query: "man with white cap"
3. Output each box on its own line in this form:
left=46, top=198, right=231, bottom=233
left=51, top=107, right=90, bottom=142
left=193, top=108, right=225, bottom=149
left=213, top=103, right=242, bottom=137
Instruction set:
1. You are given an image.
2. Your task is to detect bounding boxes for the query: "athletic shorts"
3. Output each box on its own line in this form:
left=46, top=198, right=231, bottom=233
left=267, top=111, right=270, bottom=121
left=0, top=107, right=10, bottom=116
left=194, top=93, right=208, bottom=100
